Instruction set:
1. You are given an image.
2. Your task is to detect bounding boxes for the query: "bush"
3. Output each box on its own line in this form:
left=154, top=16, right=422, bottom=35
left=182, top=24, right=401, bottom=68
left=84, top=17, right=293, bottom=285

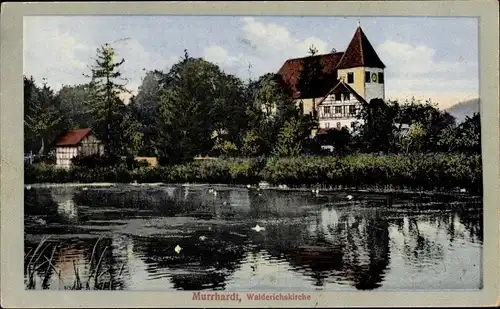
left=71, top=153, right=123, bottom=168
left=24, top=154, right=482, bottom=193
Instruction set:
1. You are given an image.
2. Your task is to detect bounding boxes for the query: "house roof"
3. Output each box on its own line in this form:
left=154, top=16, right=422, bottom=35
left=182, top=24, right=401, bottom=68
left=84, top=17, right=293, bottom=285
left=317, top=80, right=368, bottom=106
left=277, top=52, right=344, bottom=99
left=337, top=26, right=385, bottom=70
left=55, top=128, right=93, bottom=146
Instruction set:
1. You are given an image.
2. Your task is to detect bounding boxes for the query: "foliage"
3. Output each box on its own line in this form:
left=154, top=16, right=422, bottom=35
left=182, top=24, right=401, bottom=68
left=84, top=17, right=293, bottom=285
left=26, top=154, right=482, bottom=193
left=394, top=98, right=456, bottom=153
left=354, top=98, right=399, bottom=153
left=153, top=50, right=248, bottom=164
left=273, top=118, right=303, bottom=157
left=84, top=43, right=130, bottom=156
left=56, top=83, right=97, bottom=130
left=315, top=127, right=353, bottom=156
left=24, top=77, right=65, bottom=154
left=241, top=129, right=267, bottom=157
left=296, top=44, right=324, bottom=113
left=261, top=153, right=482, bottom=192
left=70, top=153, right=123, bottom=168
left=438, top=112, right=481, bottom=153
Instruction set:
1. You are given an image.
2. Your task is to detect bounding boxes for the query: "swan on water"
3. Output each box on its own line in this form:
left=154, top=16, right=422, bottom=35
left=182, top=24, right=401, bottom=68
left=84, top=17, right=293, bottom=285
left=199, top=236, right=207, bottom=241
left=252, top=224, right=265, bottom=232
left=174, top=245, right=182, bottom=254
left=346, top=195, right=354, bottom=200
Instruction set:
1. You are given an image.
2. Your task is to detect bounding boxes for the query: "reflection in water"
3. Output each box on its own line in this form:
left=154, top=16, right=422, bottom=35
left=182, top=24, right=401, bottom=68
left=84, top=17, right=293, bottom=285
left=24, top=185, right=483, bottom=291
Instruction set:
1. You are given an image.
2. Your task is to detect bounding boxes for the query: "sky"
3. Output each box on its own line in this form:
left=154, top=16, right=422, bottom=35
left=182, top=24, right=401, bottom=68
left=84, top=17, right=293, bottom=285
left=23, top=16, right=479, bottom=109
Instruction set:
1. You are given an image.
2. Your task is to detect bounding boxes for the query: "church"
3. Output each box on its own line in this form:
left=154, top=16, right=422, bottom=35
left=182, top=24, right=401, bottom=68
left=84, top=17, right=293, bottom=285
left=277, top=24, right=386, bottom=132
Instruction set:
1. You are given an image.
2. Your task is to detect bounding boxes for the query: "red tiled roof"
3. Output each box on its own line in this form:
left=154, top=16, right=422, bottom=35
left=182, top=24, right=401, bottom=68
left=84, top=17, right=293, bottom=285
left=55, top=128, right=92, bottom=146
left=277, top=52, right=344, bottom=99
left=337, top=27, right=385, bottom=70
left=317, top=80, right=368, bottom=106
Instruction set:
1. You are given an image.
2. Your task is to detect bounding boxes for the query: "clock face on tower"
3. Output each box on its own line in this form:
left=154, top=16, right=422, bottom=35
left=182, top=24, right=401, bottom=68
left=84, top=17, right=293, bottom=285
left=371, top=73, right=377, bottom=82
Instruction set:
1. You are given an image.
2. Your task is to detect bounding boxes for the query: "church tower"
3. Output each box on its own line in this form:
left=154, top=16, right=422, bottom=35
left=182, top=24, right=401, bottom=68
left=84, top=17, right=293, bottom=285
left=336, top=23, right=386, bottom=103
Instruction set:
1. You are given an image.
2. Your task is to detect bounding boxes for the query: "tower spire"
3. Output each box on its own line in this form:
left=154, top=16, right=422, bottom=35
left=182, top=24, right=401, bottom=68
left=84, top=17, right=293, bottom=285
left=357, top=19, right=361, bottom=28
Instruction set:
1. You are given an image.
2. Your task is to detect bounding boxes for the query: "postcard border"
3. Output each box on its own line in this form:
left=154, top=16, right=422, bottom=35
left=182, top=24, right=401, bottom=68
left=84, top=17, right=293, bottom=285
left=1, top=1, right=499, bottom=308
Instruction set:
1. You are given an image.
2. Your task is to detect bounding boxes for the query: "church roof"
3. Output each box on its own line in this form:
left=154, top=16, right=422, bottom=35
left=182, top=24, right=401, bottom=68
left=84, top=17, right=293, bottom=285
left=317, top=80, right=368, bottom=106
left=277, top=52, right=344, bottom=99
left=337, top=26, right=385, bottom=69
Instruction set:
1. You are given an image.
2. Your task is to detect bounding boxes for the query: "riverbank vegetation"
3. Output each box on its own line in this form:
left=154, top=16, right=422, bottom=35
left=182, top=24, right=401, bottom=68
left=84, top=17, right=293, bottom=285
left=25, top=236, right=122, bottom=290
left=24, top=43, right=482, bottom=192
left=25, top=153, right=482, bottom=193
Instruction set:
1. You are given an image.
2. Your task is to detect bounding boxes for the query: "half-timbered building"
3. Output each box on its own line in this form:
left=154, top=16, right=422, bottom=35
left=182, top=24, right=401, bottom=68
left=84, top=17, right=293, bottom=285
left=55, top=128, right=103, bottom=168
left=277, top=24, right=386, bottom=133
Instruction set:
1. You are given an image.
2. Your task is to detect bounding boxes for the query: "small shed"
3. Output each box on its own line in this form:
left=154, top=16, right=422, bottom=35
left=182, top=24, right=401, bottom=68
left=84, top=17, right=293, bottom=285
left=55, top=128, right=104, bottom=168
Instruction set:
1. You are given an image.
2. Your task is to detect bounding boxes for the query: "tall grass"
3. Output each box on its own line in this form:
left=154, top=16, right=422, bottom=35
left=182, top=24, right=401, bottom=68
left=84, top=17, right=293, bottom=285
left=25, top=236, right=124, bottom=290
left=25, top=154, right=482, bottom=193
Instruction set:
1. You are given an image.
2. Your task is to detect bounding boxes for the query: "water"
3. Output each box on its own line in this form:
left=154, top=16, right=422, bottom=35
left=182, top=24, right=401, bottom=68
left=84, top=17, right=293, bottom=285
left=24, top=184, right=483, bottom=291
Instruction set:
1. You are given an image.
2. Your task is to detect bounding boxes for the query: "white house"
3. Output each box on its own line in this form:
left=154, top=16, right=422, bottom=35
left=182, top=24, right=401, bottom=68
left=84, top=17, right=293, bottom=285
left=55, top=128, right=104, bottom=168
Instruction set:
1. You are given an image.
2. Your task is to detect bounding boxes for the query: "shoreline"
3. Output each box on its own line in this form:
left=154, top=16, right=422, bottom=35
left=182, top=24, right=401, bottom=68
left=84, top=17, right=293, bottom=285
left=24, top=182, right=482, bottom=198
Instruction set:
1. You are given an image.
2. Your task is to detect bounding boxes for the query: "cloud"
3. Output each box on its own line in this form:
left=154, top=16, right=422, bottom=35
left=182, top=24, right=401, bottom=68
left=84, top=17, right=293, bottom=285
left=240, top=17, right=329, bottom=56
left=23, top=17, right=91, bottom=90
left=377, top=40, right=476, bottom=76
left=23, top=17, right=179, bottom=103
left=377, top=40, right=478, bottom=107
left=202, top=45, right=241, bottom=68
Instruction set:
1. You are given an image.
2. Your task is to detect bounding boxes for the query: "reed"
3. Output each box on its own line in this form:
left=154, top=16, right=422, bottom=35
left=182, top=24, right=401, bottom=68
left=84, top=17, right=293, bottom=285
left=25, top=237, right=125, bottom=290
left=24, top=154, right=482, bottom=193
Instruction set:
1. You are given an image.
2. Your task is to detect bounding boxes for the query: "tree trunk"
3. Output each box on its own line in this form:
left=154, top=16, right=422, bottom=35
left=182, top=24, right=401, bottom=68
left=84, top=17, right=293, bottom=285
left=38, top=137, right=45, bottom=155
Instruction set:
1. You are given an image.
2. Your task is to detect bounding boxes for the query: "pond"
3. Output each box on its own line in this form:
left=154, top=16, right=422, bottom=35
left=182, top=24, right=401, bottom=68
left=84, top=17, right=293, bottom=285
left=24, top=184, right=483, bottom=291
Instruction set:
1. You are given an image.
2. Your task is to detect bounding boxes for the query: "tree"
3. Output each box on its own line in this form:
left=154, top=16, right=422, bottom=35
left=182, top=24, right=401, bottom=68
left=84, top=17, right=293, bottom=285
left=153, top=50, right=246, bottom=164
left=400, top=122, right=427, bottom=153
left=296, top=44, right=324, bottom=116
left=56, top=83, right=97, bottom=130
left=119, top=106, right=144, bottom=156
left=355, top=98, right=399, bottom=153
left=272, top=118, right=303, bottom=157
left=133, top=70, right=165, bottom=126
left=24, top=77, right=64, bottom=155
left=239, top=73, right=294, bottom=156
left=84, top=43, right=130, bottom=157
left=394, top=98, right=456, bottom=153
left=439, top=112, right=480, bottom=153
left=241, top=129, right=267, bottom=157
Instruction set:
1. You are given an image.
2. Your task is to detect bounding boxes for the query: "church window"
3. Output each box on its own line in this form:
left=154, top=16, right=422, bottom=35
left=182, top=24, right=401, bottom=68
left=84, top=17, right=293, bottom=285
left=378, top=72, right=384, bottom=84
left=335, top=93, right=341, bottom=101
left=365, top=71, right=370, bottom=83
left=335, top=106, right=342, bottom=114
left=343, top=93, right=350, bottom=101
left=323, top=106, right=331, bottom=115
left=347, top=72, right=354, bottom=83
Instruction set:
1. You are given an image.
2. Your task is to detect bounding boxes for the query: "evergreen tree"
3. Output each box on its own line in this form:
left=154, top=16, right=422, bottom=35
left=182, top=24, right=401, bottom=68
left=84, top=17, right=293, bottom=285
left=84, top=43, right=130, bottom=157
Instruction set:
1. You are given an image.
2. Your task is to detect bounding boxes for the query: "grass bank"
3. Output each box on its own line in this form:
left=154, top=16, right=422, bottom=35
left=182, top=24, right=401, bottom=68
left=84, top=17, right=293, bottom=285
left=24, top=154, right=482, bottom=193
